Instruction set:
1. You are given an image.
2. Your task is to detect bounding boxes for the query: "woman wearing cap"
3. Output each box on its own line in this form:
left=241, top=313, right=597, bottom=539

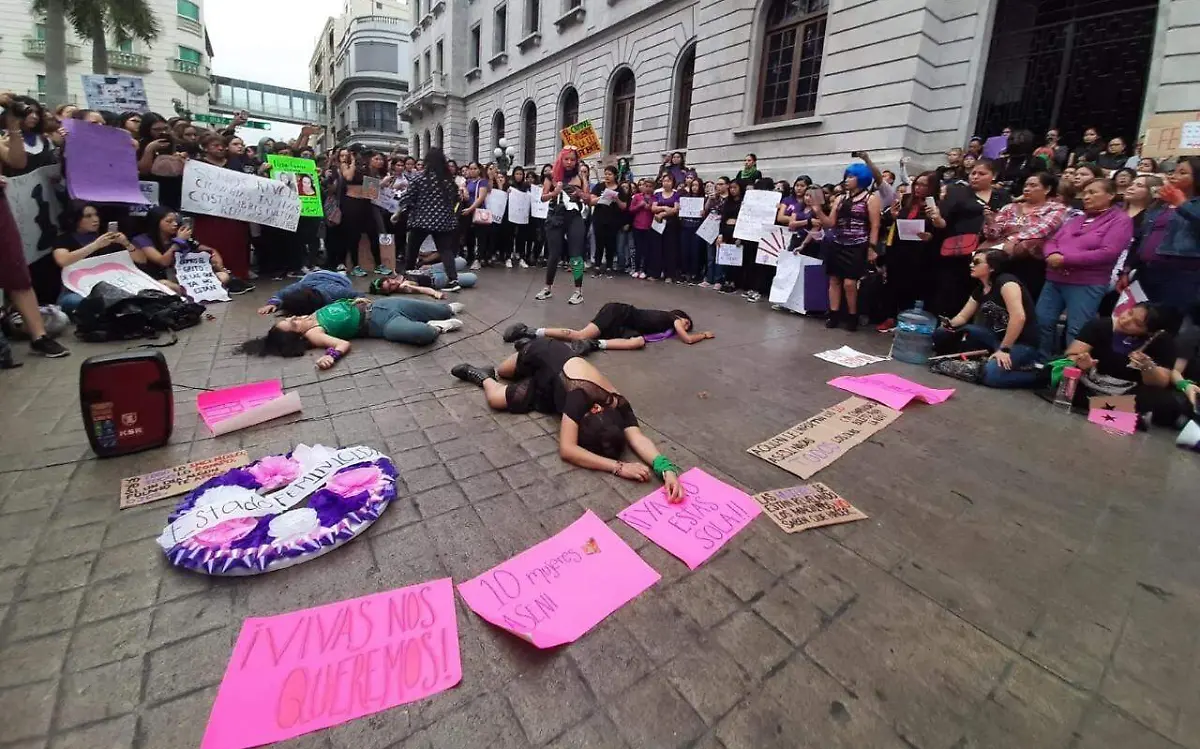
left=450, top=339, right=684, bottom=500
left=808, top=162, right=882, bottom=330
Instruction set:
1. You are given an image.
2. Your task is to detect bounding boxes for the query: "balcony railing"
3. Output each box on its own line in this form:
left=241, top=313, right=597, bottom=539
left=177, top=15, right=203, bottom=35
left=23, top=38, right=83, bottom=63
left=169, top=58, right=208, bottom=77
left=349, top=119, right=401, bottom=134
left=109, top=50, right=152, bottom=72
left=29, top=90, right=77, bottom=106
left=400, top=73, right=448, bottom=118
left=168, top=58, right=211, bottom=96
left=348, top=15, right=405, bottom=34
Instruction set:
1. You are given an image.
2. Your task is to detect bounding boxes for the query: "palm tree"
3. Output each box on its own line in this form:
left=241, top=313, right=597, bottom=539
left=42, top=0, right=69, bottom=105
left=34, top=0, right=160, bottom=79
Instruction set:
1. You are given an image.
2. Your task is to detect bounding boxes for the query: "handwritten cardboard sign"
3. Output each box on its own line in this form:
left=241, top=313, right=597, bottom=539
left=6, top=164, right=64, bottom=265
left=560, top=119, right=602, bottom=158
left=618, top=469, right=760, bottom=570
left=815, top=346, right=889, bottom=368
left=828, top=373, right=955, bottom=410
left=200, top=578, right=462, bottom=749
left=267, top=155, right=323, bottom=218
left=182, top=159, right=301, bottom=232
left=62, top=250, right=175, bottom=297
left=747, top=397, right=901, bottom=479
left=733, top=189, right=782, bottom=242
left=176, top=251, right=231, bottom=303
left=457, top=510, right=659, bottom=648
left=752, top=483, right=867, bottom=534
left=120, top=451, right=250, bottom=509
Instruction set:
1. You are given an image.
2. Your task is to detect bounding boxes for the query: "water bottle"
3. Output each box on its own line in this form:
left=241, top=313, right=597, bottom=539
left=1054, top=366, right=1082, bottom=409
left=892, top=301, right=938, bottom=365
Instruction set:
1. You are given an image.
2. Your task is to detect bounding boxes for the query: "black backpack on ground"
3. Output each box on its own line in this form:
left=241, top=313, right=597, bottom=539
left=73, top=282, right=205, bottom=342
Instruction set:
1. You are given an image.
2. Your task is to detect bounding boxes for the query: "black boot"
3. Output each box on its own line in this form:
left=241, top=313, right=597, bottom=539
left=843, top=313, right=859, bottom=332
left=503, top=322, right=534, bottom=343
left=567, top=339, right=601, bottom=358
left=825, top=308, right=841, bottom=329
left=451, top=364, right=496, bottom=387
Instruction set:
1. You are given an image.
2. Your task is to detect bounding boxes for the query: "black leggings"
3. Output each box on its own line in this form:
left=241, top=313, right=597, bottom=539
left=594, top=223, right=619, bottom=271
left=404, top=228, right=459, bottom=282
left=545, top=211, right=586, bottom=287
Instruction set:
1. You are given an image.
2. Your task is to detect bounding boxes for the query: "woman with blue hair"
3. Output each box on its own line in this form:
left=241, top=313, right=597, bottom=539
left=809, top=161, right=882, bottom=331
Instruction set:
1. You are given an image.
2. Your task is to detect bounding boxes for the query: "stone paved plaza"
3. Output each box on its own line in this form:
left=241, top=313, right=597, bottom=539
left=1, top=270, right=1198, bottom=749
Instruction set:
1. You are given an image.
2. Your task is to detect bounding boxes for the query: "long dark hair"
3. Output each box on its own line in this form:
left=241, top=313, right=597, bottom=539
left=137, top=112, right=169, bottom=145
left=236, top=326, right=311, bottom=357
left=277, top=288, right=325, bottom=316
left=144, top=205, right=178, bottom=249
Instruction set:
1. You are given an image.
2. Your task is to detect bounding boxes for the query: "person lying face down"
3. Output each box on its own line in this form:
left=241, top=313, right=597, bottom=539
left=502, top=303, right=713, bottom=351
left=451, top=338, right=684, bottom=501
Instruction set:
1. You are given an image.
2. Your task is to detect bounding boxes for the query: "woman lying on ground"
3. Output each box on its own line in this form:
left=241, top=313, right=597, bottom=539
left=930, top=249, right=1043, bottom=387
left=501, top=302, right=713, bottom=350
left=257, top=269, right=356, bottom=315
left=405, top=251, right=478, bottom=289
left=451, top=338, right=684, bottom=500
left=238, top=296, right=465, bottom=369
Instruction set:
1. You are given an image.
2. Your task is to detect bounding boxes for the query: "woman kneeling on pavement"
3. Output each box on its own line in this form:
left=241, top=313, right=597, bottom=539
left=238, top=296, right=466, bottom=368
left=451, top=338, right=684, bottom=500
left=931, top=249, right=1043, bottom=387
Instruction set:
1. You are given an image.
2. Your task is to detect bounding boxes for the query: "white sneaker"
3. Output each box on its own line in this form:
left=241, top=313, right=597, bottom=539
left=429, top=318, right=464, bottom=333
left=519, top=259, right=529, bottom=269
left=535, top=287, right=553, bottom=301
left=447, top=302, right=465, bottom=314
left=509, top=257, right=517, bottom=268
left=568, top=290, right=584, bottom=305
left=469, top=260, right=482, bottom=271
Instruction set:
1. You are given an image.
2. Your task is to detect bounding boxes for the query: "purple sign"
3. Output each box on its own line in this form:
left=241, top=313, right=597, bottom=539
left=982, top=135, right=1009, bottom=160
left=64, top=119, right=146, bottom=204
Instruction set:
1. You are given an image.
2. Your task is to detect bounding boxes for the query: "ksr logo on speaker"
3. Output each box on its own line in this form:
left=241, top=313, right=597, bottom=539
left=121, top=412, right=139, bottom=426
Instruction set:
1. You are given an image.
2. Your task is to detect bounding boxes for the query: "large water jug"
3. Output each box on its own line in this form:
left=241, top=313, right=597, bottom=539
left=892, top=301, right=937, bottom=365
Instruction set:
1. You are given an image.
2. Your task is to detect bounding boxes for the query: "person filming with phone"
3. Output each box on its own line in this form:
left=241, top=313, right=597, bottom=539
left=51, top=203, right=148, bottom=316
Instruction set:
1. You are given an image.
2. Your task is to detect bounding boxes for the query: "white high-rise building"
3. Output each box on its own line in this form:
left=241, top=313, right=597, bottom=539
left=0, top=0, right=215, bottom=116
left=310, top=0, right=414, bottom=153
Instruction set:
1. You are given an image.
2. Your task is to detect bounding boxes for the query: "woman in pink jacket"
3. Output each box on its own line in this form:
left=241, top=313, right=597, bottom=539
left=1035, top=178, right=1133, bottom=357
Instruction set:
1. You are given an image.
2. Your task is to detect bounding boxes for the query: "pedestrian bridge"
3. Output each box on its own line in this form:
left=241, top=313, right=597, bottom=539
left=209, top=75, right=327, bottom=127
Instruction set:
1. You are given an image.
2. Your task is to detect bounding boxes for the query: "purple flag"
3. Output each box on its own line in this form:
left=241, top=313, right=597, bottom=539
left=982, top=135, right=1008, bottom=160
left=64, top=119, right=146, bottom=204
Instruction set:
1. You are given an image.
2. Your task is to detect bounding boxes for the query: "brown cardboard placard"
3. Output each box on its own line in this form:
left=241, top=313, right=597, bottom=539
left=1141, top=112, right=1200, bottom=159
left=746, top=397, right=901, bottom=479
left=1088, top=395, right=1137, bottom=414
left=752, top=483, right=868, bottom=534
left=119, top=450, right=251, bottom=509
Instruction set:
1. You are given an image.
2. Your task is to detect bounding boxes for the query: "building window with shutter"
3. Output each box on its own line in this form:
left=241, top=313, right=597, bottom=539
left=608, top=69, right=635, bottom=156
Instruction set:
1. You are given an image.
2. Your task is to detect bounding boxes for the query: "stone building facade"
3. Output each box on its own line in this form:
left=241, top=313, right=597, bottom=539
left=401, top=0, right=1200, bottom=183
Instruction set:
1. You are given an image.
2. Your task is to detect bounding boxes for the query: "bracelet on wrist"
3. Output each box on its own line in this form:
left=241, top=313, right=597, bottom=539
left=1175, top=378, right=1194, bottom=393
left=325, top=347, right=343, bottom=362
left=651, top=454, right=680, bottom=480
left=612, top=461, right=623, bottom=476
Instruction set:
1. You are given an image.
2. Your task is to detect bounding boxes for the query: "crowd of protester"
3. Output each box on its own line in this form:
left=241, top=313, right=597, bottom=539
left=0, top=92, right=1196, bottom=436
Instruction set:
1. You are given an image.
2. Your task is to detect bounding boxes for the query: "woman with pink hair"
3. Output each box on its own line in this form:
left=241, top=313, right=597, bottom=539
left=536, top=147, right=591, bottom=305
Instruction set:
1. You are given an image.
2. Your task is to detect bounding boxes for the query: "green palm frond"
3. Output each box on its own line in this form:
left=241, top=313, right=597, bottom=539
left=31, top=0, right=160, bottom=44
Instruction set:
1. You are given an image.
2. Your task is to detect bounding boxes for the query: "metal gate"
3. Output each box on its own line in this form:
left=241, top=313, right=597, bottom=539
left=975, top=0, right=1159, bottom=145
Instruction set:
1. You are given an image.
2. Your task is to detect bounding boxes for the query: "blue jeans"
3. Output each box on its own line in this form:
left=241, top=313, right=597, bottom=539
left=428, top=257, right=477, bottom=288
left=931, top=324, right=1043, bottom=388
left=632, top=229, right=651, bottom=273
left=367, top=297, right=454, bottom=346
left=616, top=228, right=632, bottom=272
left=705, top=241, right=725, bottom=285
left=1035, top=281, right=1107, bottom=358
left=58, top=291, right=84, bottom=316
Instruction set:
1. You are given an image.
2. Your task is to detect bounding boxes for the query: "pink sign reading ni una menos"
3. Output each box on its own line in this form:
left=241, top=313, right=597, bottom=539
left=457, top=510, right=660, bottom=648
left=618, top=468, right=761, bottom=570
left=200, top=578, right=462, bottom=749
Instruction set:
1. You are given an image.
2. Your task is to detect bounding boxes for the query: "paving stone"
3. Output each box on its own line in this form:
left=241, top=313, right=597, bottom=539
left=139, top=687, right=217, bottom=749
left=712, top=611, right=793, bottom=681
left=20, top=555, right=94, bottom=598
left=423, top=506, right=502, bottom=580
left=148, top=590, right=233, bottom=646
left=708, top=549, right=776, bottom=603
left=458, top=471, right=509, bottom=502
left=446, top=453, right=493, bottom=481
left=414, top=483, right=468, bottom=519
left=605, top=675, right=705, bottom=749
left=146, top=627, right=230, bottom=703
left=103, top=507, right=170, bottom=547
left=7, top=588, right=84, bottom=640
left=752, top=581, right=825, bottom=646
left=90, top=541, right=162, bottom=582
left=402, top=464, right=454, bottom=494
left=419, top=692, right=529, bottom=749
left=664, top=568, right=742, bottom=630
left=616, top=590, right=704, bottom=666
left=326, top=707, right=415, bottom=749
left=32, top=523, right=107, bottom=563
left=0, top=632, right=71, bottom=688
left=505, top=655, right=593, bottom=744
left=56, top=657, right=144, bottom=729
left=66, top=609, right=152, bottom=672
left=568, top=621, right=654, bottom=699
left=545, top=711, right=629, bottom=749
left=49, top=715, right=137, bottom=749
left=663, top=643, right=752, bottom=725
left=0, top=680, right=58, bottom=742
left=79, top=571, right=159, bottom=623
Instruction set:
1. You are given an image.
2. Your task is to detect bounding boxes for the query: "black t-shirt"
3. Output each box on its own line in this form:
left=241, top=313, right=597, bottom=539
left=630, top=308, right=684, bottom=335
left=591, top=183, right=629, bottom=228
left=970, top=273, right=1039, bottom=347
left=1075, top=317, right=1176, bottom=383
left=226, top=155, right=257, bottom=175
left=1174, top=326, right=1199, bottom=381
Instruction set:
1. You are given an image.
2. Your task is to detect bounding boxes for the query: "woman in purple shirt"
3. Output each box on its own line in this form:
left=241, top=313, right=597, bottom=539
left=651, top=174, right=683, bottom=282
left=460, top=161, right=491, bottom=269
left=1035, top=178, right=1133, bottom=356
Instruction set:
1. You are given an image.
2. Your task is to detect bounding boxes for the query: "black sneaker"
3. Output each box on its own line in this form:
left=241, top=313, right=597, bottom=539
left=442, top=282, right=462, bottom=293
left=844, top=315, right=859, bottom=332
left=30, top=336, right=69, bottom=358
left=451, top=363, right=496, bottom=387
left=226, top=278, right=256, bottom=295
left=503, top=322, right=533, bottom=343
left=825, top=310, right=841, bottom=329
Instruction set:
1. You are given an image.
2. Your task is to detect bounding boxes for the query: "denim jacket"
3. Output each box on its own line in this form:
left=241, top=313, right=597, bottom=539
left=1157, top=197, right=1200, bottom=259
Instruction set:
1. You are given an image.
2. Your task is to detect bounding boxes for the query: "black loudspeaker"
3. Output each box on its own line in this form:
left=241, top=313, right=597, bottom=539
left=79, top=351, right=174, bottom=457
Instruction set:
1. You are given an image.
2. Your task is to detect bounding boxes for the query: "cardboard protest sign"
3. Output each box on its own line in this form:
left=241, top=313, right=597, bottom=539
left=485, top=188, right=508, bottom=223
left=182, top=159, right=301, bottom=232
left=1111, top=280, right=1148, bottom=321
left=62, top=251, right=175, bottom=296
left=199, top=579, right=461, bottom=749
left=458, top=510, right=659, bottom=648
left=5, top=164, right=63, bottom=265
left=120, top=451, right=250, bottom=509
left=752, top=483, right=868, bottom=534
left=373, top=187, right=399, bottom=213
left=814, top=346, right=889, bottom=368
left=267, top=155, right=323, bottom=218
left=176, top=251, right=231, bottom=303
left=507, top=189, right=531, bottom=224
left=733, top=189, right=782, bottom=242
left=63, top=119, right=145, bottom=204
left=716, top=241, right=742, bottom=266
left=560, top=120, right=602, bottom=158
left=81, top=74, right=149, bottom=113
left=129, top=180, right=160, bottom=217
left=1142, top=112, right=1200, bottom=159
left=828, top=373, right=955, bottom=410
left=1087, top=408, right=1137, bottom=435
left=768, top=252, right=828, bottom=313
left=1088, top=395, right=1136, bottom=413
left=618, top=469, right=761, bottom=570
left=747, top=397, right=901, bottom=479
left=529, top=185, right=549, bottom=219
left=696, top=213, right=720, bottom=244
left=197, top=380, right=302, bottom=436
left=679, top=197, right=705, bottom=219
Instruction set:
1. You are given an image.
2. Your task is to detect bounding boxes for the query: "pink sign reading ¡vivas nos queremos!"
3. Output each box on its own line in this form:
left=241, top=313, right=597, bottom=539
left=200, top=578, right=462, bottom=749
left=618, top=468, right=761, bottom=570
left=828, top=373, right=955, bottom=411
left=197, top=380, right=285, bottom=429
left=457, top=510, right=660, bottom=648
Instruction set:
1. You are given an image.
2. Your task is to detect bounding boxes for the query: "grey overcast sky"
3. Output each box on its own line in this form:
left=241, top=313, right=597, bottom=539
left=205, top=0, right=340, bottom=90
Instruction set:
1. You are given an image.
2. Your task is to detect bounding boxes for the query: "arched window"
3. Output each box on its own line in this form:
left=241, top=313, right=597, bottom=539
left=413, top=132, right=421, bottom=159
left=521, top=101, right=537, bottom=166
left=423, top=130, right=431, bottom=156
left=560, top=85, right=579, bottom=144
left=608, top=68, right=635, bottom=156
left=435, top=125, right=444, bottom=151
left=468, top=119, right=479, bottom=162
left=672, top=44, right=696, bottom=150
left=757, top=0, right=828, bottom=123
left=492, top=110, right=505, bottom=153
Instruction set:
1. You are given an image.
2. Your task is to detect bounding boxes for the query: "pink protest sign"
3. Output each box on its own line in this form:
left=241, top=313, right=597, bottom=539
left=1088, top=409, right=1138, bottom=435
left=200, top=578, right=461, bottom=749
left=198, top=380, right=283, bottom=428
left=828, top=373, right=955, bottom=410
left=457, top=510, right=659, bottom=648
left=618, top=468, right=761, bottom=570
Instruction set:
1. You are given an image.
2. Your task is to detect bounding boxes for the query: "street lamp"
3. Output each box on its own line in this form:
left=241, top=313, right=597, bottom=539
left=493, top=137, right=517, bottom=173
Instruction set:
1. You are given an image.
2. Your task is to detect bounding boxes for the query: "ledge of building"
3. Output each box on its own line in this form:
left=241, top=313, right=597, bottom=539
left=731, top=116, right=823, bottom=137
left=488, top=51, right=509, bottom=68
left=554, top=6, right=585, bottom=30
left=516, top=31, right=542, bottom=51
